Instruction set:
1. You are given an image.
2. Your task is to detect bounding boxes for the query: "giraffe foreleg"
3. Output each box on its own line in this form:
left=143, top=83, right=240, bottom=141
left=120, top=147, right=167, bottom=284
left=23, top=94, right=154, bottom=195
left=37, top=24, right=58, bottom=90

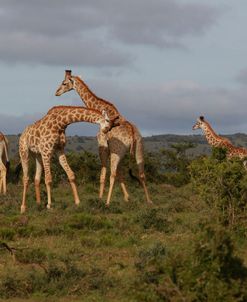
left=20, top=157, right=29, bottom=214
left=97, top=132, right=109, bottom=199
left=106, top=153, right=121, bottom=206
left=34, top=156, right=43, bottom=204
left=58, top=150, right=80, bottom=205
left=0, top=161, right=6, bottom=194
left=41, top=154, right=52, bottom=209
left=98, top=146, right=109, bottom=199
left=2, top=165, right=6, bottom=195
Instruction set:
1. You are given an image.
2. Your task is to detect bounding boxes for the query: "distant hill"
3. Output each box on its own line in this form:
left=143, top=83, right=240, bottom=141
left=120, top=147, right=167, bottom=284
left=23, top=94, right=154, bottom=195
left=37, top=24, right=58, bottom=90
left=6, top=133, right=247, bottom=159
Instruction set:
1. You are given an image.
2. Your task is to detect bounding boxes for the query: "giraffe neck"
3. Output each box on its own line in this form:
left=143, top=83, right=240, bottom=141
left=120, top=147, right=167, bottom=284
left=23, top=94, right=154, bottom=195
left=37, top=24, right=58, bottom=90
left=201, top=121, right=227, bottom=147
left=49, top=106, right=105, bottom=128
left=73, top=76, right=122, bottom=120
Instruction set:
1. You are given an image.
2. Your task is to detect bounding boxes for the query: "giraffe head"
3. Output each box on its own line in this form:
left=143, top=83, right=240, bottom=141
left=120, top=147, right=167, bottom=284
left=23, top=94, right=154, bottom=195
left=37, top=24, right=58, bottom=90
left=192, top=116, right=206, bottom=130
left=55, top=70, right=75, bottom=96
left=99, top=109, right=112, bottom=134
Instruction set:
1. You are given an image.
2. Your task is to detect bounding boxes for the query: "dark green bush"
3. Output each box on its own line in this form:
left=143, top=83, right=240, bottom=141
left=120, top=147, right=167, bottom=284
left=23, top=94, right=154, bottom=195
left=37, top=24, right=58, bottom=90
left=189, top=153, right=247, bottom=225
left=184, top=224, right=247, bottom=301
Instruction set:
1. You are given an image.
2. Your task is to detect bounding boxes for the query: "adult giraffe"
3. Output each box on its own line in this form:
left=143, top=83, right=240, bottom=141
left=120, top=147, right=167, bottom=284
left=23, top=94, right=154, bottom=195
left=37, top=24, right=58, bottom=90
left=55, top=70, right=152, bottom=206
left=0, top=132, right=9, bottom=194
left=19, top=105, right=112, bottom=213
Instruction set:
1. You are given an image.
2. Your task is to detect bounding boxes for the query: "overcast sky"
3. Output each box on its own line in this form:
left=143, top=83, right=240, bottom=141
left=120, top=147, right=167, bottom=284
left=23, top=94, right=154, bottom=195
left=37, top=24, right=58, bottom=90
left=0, top=0, right=247, bottom=136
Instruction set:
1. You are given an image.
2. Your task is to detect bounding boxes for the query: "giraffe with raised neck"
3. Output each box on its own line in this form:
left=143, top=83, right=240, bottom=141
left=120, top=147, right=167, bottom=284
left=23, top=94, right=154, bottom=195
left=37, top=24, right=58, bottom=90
left=192, top=116, right=247, bottom=168
left=0, top=132, right=9, bottom=194
left=192, top=116, right=231, bottom=148
left=55, top=70, right=152, bottom=206
left=19, top=105, right=112, bottom=213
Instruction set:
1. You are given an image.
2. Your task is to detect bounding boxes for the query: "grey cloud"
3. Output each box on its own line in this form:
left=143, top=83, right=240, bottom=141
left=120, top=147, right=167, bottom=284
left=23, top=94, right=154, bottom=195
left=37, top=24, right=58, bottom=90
left=236, top=68, right=247, bottom=84
left=0, top=0, right=221, bottom=65
left=0, top=33, right=132, bottom=67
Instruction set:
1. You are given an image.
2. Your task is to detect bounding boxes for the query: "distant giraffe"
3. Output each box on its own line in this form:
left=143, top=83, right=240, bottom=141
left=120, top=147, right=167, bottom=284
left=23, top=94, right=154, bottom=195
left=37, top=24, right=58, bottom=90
left=192, top=116, right=247, bottom=168
left=55, top=70, right=152, bottom=206
left=0, top=132, right=9, bottom=194
left=192, top=116, right=232, bottom=148
left=19, top=105, right=112, bottom=213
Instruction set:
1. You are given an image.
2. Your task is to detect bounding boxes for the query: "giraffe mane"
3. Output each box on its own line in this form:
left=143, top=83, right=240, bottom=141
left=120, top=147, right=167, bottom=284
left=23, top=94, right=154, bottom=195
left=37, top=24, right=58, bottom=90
left=74, top=76, right=120, bottom=114
left=47, top=105, right=103, bottom=115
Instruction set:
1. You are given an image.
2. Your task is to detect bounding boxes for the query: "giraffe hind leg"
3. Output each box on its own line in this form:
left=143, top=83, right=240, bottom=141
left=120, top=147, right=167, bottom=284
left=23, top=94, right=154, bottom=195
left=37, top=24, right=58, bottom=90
left=135, top=139, right=152, bottom=204
left=116, top=165, right=129, bottom=202
left=58, top=150, right=80, bottom=205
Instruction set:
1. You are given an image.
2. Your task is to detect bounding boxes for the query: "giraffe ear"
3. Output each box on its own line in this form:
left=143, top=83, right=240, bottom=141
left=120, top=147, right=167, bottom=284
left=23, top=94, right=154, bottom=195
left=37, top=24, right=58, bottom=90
left=199, top=116, right=204, bottom=121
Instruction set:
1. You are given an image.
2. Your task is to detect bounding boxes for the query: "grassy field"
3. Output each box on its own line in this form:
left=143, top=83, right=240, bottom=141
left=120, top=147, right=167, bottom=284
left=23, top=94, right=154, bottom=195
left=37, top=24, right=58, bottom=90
left=0, top=180, right=246, bottom=301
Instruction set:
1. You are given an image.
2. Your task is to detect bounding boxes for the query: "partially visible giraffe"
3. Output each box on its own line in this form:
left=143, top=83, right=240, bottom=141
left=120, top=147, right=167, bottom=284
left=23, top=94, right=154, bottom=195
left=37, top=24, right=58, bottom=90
left=55, top=70, right=152, bottom=206
left=0, top=132, right=9, bottom=194
left=19, top=105, right=112, bottom=213
left=192, top=116, right=232, bottom=148
left=192, top=116, right=247, bottom=167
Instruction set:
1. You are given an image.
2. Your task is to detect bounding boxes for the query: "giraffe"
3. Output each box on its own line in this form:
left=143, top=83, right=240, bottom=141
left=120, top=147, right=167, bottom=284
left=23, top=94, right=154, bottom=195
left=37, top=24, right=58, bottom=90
left=192, top=116, right=232, bottom=148
left=0, top=132, right=9, bottom=194
left=19, top=105, right=112, bottom=213
left=55, top=70, right=152, bottom=206
left=192, top=116, right=247, bottom=168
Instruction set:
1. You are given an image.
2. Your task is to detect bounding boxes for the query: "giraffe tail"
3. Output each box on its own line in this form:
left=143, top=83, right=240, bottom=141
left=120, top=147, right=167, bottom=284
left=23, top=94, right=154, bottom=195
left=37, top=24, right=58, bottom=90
left=128, top=168, right=141, bottom=184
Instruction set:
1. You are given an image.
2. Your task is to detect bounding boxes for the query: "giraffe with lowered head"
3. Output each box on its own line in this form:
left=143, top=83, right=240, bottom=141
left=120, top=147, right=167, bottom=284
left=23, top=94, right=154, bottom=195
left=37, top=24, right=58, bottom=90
left=19, top=105, right=112, bottom=213
left=0, top=132, right=9, bottom=194
left=192, top=116, right=247, bottom=168
left=55, top=70, right=152, bottom=206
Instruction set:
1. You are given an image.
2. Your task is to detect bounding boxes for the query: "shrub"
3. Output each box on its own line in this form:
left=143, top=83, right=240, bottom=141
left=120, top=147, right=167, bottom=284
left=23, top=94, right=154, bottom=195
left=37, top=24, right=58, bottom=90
left=189, top=154, right=247, bottom=225
left=184, top=224, right=247, bottom=301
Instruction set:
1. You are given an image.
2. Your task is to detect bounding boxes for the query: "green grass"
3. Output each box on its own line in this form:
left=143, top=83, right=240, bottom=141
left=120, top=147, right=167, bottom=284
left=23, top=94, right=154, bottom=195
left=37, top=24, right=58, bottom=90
left=0, top=181, right=246, bottom=301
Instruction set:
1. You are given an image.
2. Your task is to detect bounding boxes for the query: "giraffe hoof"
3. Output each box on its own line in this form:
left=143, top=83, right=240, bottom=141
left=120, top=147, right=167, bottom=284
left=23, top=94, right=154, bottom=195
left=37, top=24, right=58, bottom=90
left=75, top=200, right=80, bottom=206
left=20, top=206, right=26, bottom=214
left=46, top=204, right=52, bottom=210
